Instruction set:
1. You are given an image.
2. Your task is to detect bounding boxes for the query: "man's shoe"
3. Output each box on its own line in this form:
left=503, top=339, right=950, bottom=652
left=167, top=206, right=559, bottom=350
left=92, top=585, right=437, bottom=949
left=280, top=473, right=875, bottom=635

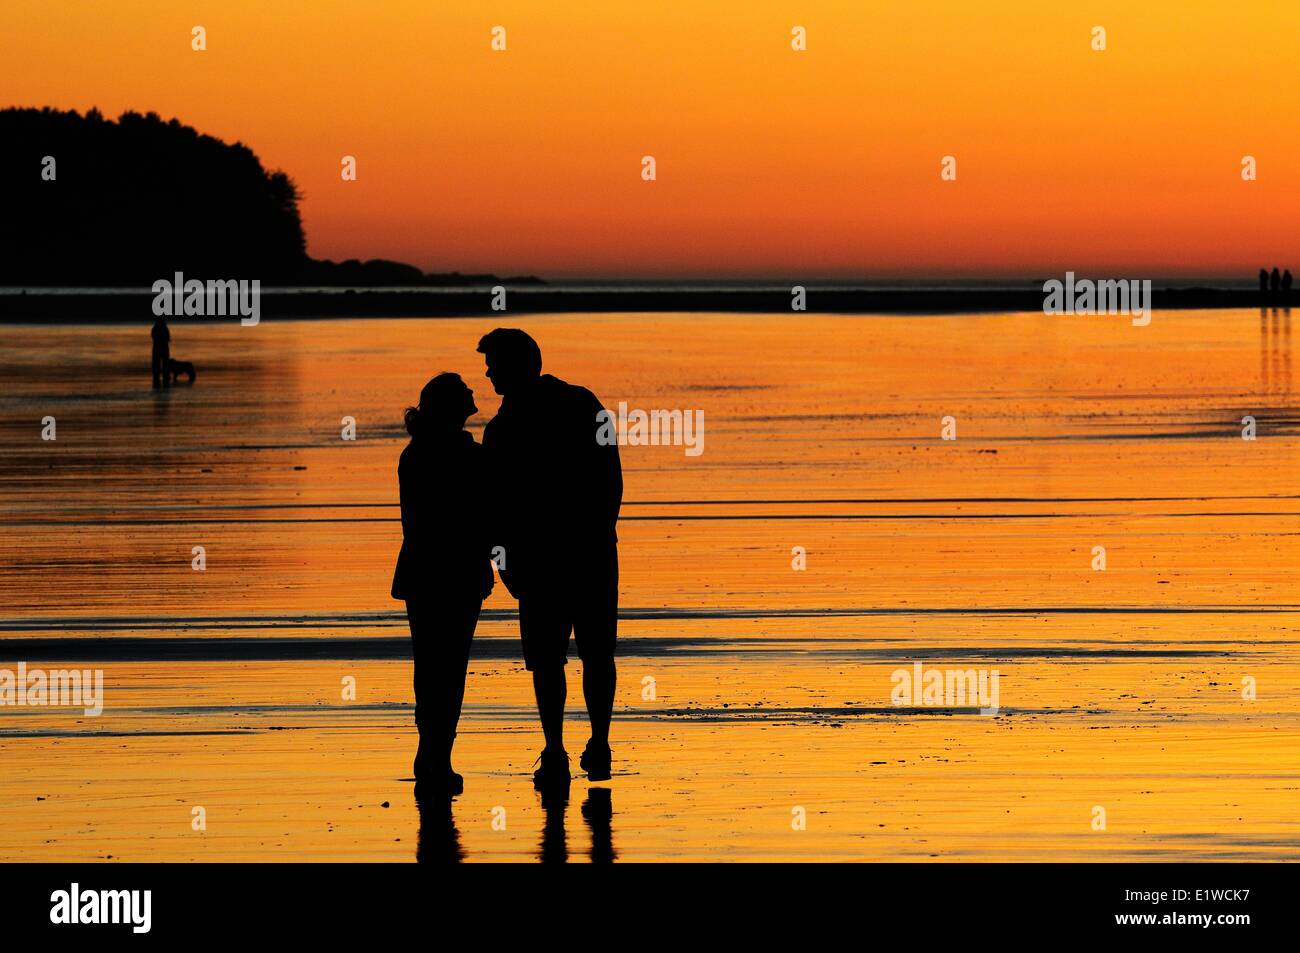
left=579, top=740, right=612, bottom=781
left=532, top=748, right=571, bottom=791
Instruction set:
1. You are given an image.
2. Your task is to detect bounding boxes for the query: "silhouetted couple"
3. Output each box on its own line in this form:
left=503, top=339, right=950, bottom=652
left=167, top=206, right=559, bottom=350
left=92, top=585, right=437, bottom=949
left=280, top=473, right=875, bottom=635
left=391, top=328, right=622, bottom=800
left=1259, top=268, right=1293, bottom=293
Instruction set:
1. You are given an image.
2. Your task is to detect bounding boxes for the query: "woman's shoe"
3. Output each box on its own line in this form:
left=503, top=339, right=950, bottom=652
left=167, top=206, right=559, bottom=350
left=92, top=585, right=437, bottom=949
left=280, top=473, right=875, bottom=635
left=415, top=769, right=464, bottom=802
left=412, top=738, right=435, bottom=780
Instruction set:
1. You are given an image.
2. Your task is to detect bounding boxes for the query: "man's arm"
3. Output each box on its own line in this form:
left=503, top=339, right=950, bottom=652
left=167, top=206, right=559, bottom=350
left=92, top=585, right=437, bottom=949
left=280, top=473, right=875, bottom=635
left=585, top=390, right=622, bottom=533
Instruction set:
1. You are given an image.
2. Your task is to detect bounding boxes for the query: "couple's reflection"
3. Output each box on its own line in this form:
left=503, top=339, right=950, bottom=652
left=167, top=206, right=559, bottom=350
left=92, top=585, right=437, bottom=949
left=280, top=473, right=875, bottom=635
left=416, top=788, right=615, bottom=863
left=538, top=786, right=617, bottom=864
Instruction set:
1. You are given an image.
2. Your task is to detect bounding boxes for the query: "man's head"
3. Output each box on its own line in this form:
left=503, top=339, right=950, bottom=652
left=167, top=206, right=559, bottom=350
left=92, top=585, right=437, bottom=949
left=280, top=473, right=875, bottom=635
left=477, top=328, right=542, bottom=396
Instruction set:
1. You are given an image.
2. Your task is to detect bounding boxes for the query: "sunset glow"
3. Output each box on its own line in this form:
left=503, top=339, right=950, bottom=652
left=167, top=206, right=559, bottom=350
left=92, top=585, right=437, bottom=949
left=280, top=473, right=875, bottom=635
left=4, top=0, right=1298, bottom=278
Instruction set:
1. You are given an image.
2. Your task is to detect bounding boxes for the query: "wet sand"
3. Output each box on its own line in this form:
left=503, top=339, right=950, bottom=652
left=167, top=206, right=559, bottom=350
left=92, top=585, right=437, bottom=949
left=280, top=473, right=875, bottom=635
left=1, top=310, right=1298, bottom=861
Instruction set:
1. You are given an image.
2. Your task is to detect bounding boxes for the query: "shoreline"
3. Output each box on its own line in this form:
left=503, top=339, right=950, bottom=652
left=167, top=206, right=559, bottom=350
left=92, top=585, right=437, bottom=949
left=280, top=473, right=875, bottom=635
left=0, top=286, right=1295, bottom=321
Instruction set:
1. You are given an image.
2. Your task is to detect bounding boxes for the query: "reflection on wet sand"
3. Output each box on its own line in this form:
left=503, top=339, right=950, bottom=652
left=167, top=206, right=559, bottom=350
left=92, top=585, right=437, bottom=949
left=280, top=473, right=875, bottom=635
left=2, top=312, right=1299, bottom=861
left=538, top=790, right=568, bottom=864
left=416, top=797, right=465, bottom=864
left=415, top=787, right=612, bottom=864
left=537, top=788, right=616, bottom=864
left=582, top=788, right=616, bottom=864
left=1260, top=307, right=1292, bottom=397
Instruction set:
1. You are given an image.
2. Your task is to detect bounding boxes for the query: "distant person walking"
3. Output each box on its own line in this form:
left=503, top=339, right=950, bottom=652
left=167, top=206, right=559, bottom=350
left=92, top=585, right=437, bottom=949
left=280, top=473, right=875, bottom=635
left=150, top=317, right=170, bottom=388
left=1270, top=267, right=1281, bottom=292
left=1260, top=268, right=1270, bottom=292
left=1284, top=270, right=1293, bottom=293
left=391, top=373, right=494, bottom=799
left=477, top=328, right=622, bottom=791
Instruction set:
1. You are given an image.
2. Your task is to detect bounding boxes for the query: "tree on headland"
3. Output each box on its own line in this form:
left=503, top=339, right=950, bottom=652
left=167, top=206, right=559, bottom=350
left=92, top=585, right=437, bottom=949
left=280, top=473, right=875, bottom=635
left=1, top=107, right=537, bottom=288
left=0, top=107, right=309, bottom=285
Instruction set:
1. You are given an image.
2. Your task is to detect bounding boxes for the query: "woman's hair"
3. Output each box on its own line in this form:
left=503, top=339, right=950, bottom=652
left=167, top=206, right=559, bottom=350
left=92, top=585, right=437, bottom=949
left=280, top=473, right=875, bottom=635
left=404, top=372, right=464, bottom=437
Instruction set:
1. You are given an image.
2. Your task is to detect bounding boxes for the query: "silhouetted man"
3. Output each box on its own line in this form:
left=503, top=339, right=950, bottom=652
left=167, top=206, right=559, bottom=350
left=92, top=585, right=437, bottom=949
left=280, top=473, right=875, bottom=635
left=1284, top=270, right=1294, bottom=293
left=1260, top=268, right=1270, bottom=293
left=478, top=328, right=622, bottom=790
left=151, top=317, right=170, bottom=388
left=1270, top=267, right=1281, bottom=292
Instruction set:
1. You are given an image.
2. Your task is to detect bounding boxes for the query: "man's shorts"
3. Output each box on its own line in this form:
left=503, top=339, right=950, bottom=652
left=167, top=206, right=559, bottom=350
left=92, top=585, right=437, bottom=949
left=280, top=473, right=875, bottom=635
left=517, top=548, right=618, bottom=671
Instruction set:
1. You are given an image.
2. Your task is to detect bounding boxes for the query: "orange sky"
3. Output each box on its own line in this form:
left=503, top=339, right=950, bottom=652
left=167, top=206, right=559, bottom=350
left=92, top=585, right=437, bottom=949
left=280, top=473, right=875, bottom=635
left=3, top=1, right=1299, bottom=278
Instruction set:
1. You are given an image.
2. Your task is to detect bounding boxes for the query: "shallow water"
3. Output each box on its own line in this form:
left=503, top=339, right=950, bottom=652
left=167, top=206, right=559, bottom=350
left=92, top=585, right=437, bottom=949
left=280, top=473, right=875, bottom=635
left=1, top=310, right=1298, bottom=860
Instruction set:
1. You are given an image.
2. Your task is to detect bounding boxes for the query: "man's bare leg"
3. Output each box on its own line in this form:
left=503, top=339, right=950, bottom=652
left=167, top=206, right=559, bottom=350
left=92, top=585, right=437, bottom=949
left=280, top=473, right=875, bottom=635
left=532, top=666, right=567, bottom=752
left=583, top=658, right=616, bottom=747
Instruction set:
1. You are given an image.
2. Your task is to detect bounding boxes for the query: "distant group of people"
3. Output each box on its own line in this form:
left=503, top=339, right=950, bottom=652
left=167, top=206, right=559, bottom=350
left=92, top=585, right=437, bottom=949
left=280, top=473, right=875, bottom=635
left=1259, top=268, right=1293, bottom=293
left=392, top=328, right=622, bottom=801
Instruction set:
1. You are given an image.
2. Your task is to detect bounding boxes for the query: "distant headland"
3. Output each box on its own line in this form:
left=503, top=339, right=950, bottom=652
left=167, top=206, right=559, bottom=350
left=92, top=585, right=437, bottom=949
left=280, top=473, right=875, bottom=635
left=0, top=107, right=540, bottom=289
left=2, top=107, right=1295, bottom=321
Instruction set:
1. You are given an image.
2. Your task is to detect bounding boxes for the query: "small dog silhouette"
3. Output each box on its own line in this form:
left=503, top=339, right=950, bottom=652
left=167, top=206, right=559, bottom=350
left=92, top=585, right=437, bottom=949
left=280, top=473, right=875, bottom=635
left=166, top=358, right=196, bottom=383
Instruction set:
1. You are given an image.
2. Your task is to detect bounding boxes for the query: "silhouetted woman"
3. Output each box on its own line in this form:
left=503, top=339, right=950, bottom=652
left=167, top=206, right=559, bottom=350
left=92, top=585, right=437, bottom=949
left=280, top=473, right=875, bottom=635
left=392, top=373, right=494, bottom=799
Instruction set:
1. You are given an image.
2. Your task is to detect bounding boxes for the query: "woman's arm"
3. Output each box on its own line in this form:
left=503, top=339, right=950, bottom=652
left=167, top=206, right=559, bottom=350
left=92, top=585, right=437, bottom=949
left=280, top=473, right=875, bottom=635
left=397, top=450, right=419, bottom=540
